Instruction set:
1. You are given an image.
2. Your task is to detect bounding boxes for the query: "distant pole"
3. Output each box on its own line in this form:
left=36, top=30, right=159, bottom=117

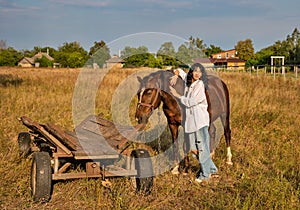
left=282, top=57, right=286, bottom=80
left=282, top=57, right=285, bottom=74
left=271, top=58, right=273, bottom=74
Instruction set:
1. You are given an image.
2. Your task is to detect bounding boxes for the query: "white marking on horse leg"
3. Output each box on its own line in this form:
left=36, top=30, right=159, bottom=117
left=171, top=164, right=180, bottom=175
left=226, top=146, right=233, bottom=165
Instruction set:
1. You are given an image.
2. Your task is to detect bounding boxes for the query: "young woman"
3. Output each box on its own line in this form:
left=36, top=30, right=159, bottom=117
left=169, top=63, right=218, bottom=183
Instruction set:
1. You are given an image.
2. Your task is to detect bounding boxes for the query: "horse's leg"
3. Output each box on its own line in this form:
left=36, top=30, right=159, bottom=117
left=223, top=114, right=233, bottom=165
left=182, top=156, right=189, bottom=175
left=222, top=81, right=233, bottom=165
left=169, top=123, right=180, bottom=175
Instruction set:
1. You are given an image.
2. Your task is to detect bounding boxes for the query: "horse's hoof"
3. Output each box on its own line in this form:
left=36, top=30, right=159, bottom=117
left=181, top=168, right=189, bottom=176
left=226, top=161, right=233, bottom=165
left=210, top=173, right=220, bottom=179
left=182, top=172, right=188, bottom=176
left=171, top=165, right=180, bottom=175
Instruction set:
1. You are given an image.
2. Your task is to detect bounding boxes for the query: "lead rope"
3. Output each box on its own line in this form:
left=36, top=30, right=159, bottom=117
left=157, top=105, right=162, bottom=154
left=156, top=105, right=162, bottom=174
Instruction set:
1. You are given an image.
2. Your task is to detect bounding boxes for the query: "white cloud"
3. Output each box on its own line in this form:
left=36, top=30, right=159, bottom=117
left=0, top=0, right=39, bottom=13
left=136, top=0, right=193, bottom=8
left=49, top=0, right=110, bottom=8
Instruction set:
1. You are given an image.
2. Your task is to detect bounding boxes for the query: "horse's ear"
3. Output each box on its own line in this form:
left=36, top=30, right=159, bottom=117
left=137, top=76, right=143, bottom=84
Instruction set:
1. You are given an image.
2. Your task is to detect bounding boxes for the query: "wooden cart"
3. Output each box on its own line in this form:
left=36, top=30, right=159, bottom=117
left=17, top=114, right=153, bottom=202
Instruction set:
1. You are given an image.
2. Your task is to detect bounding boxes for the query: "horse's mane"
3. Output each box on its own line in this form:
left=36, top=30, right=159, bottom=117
left=141, top=70, right=185, bottom=95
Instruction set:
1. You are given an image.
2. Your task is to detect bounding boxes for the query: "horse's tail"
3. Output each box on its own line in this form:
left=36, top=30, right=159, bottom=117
left=221, top=80, right=231, bottom=147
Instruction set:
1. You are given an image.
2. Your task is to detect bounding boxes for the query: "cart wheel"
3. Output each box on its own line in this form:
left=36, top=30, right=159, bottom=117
left=17, top=132, right=31, bottom=157
left=131, top=149, right=153, bottom=195
left=31, top=152, right=52, bottom=202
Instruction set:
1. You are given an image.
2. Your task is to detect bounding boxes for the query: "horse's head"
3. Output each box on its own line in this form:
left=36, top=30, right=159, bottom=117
left=135, top=73, right=162, bottom=124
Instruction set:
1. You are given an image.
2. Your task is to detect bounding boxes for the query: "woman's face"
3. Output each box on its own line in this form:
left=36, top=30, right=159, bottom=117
left=192, top=67, right=202, bottom=81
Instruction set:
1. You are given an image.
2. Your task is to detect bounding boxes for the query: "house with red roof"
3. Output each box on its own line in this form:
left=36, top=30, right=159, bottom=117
left=194, top=49, right=245, bottom=71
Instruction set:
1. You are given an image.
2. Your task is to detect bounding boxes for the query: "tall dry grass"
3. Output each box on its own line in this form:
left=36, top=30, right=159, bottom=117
left=0, top=67, right=299, bottom=209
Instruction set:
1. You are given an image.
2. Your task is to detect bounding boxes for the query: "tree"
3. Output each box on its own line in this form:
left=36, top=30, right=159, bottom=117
left=176, top=44, right=191, bottom=65
left=254, top=47, right=274, bottom=65
left=121, top=46, right=148, bottom=59
left=144, top=53, right=162, bottom=68
left=120, top=46, right=160, bottom=67
left=0, top=47, right=22, bottom=66
left=157, top=42, right=178, bottom=66
left=87, top=40, right=110, bottom=67
left=121, top=46, right=146, bottom=67
left=176, top=36, right=206, bottom=65
left=188, top=36, right=206, bottom=58
left=254, top=29, right=300, bottom=66
left=41, top=47, right=57, bottom=57
left=54, top=41, right=88, bottom=68
left=282, top=28, right=300, bottom=64
left=89, top=40, right=107, bottom=55
left=205, top=45, right=223, bottom=57
left=35, top=55, right=53, bottom=67
left=235, top=39, right=255, bottom=66
left=157, top=42, right=176, bottom=57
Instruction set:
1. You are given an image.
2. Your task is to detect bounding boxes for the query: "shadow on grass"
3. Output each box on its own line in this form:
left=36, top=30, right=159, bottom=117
left=0, top=74, right=23, bottom=87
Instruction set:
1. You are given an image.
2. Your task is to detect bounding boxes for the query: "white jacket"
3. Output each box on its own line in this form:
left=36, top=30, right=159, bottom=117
left=177, top=69, right=209, bottom=133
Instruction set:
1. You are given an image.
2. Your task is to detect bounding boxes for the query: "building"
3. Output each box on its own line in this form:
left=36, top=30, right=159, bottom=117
left=18, top=57, right=35, bottom=68
left=18, top=51, right=54, bottom=68
left=211, top=58, right=246, bottom=71
left=211, top=49, right=237, bottom=59
left=211, top=49, right=245, bottom=71
left=104, top=55, right=124, bottom=68
left=193, top=58, right=214, bottom=70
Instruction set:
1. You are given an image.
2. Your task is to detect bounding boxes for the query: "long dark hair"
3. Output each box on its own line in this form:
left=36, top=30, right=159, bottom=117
left=186, top=63, right=209, bottom=90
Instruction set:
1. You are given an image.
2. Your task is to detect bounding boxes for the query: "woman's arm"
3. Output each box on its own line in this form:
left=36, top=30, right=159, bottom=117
left=174, top=68, right=187, bottom=80
left=180, top=81, right=206, bottom=108
left=170, top=68, right=186, bottom=86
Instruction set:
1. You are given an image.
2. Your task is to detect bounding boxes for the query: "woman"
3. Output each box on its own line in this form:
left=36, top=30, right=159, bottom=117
left=169, top=63, right=218, bottom=183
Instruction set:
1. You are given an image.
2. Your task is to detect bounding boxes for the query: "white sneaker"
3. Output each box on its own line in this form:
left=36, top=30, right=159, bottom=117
left=195, top=178, right=209, bottom=183
left=195, top=178, right=203, bottom=183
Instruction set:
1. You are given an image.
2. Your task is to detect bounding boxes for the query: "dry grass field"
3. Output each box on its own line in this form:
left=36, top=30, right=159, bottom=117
left=0, top=67, right=299, bottom=209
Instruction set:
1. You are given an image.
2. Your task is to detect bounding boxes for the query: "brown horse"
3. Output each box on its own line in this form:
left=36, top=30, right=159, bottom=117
left=135, top=69, right=232, bottom=174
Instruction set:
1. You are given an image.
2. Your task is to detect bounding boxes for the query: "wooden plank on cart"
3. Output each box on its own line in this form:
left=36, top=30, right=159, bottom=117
left=20, top=116, right=72, bottom=155
left=72, top=128, right=120, bottom=160
left=105, top=165, right=137, bottom=177
left=75, top=114, right=144, bottom=153
left=44, top=123, right=78, bottom=151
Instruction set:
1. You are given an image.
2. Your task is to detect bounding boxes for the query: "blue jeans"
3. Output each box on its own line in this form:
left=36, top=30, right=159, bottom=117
left=188, top=126, right=218, bottom=180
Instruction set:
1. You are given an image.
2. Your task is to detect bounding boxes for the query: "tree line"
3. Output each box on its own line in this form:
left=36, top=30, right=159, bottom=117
left=1, top=28, right=300, bottom=68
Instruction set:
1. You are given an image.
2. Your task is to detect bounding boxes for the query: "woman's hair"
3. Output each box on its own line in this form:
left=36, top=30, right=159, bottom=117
left=186, top=63, right=209, bottom=89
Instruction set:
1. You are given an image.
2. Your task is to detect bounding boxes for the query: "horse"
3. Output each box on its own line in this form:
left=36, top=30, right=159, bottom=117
left=135, top=69, right=232, bottom=174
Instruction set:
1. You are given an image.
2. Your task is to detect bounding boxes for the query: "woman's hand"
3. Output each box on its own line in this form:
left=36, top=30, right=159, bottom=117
left=169, top=86, right=181, bottom=98
left=169, top=75, right=178, bottom=86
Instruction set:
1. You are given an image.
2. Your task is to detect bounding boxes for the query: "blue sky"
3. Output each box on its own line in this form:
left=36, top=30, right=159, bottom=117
left=1, top=0, right=300, bottom=54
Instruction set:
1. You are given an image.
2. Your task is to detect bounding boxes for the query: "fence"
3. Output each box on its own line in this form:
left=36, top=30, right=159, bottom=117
left=213, top=65, right=299, bottom=80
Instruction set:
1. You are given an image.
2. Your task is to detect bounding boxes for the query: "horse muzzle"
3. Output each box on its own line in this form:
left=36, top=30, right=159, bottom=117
left=135, top=115, right=149, bottom=125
